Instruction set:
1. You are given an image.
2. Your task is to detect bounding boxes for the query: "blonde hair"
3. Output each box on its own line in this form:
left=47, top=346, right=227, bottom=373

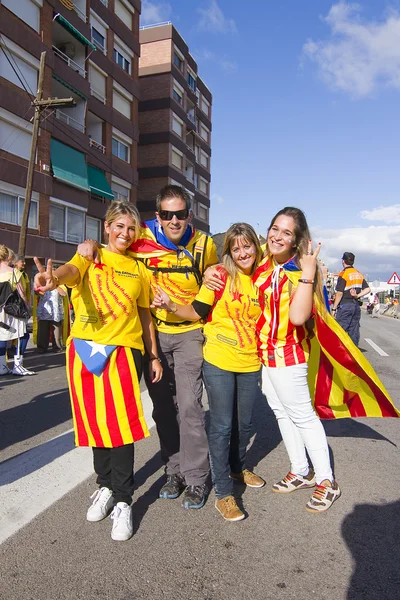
left=222, top=223, right=263, bottom=293
left=0, top=244, right=14, bottom=263
left=104, top=201, right=141, bottom=243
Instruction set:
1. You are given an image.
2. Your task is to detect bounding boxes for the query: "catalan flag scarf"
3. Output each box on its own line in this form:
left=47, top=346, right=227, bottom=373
left=261, top=258, right=399, bottom=418
left=130, top=219, right=195, bottom=260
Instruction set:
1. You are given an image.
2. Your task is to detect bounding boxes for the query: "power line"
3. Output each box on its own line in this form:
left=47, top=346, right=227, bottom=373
left=0, top=38, right=35, bottom=98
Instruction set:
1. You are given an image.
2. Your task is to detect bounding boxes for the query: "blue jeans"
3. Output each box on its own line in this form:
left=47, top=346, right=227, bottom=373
left=336, top=302, right=361, bottom=346
left=203, top=360, right=261, bottom=499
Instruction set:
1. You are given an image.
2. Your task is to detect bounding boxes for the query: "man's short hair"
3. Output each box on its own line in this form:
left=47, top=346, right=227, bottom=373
left=342, top=252, right=355, bottom=265
left=155, top=185, right=192, bottom=212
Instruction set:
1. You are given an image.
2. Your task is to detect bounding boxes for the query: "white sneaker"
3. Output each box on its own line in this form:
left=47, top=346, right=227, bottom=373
left=86, top=487, right=113, bottom=522
left=110, top=502, right=133, bottom=541
left=0, top=364, right=11, bottom=376
left=12, top=364, right=35, bottom=376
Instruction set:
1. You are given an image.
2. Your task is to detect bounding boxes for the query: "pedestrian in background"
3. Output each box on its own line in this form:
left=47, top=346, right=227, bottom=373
left=33, top=201, right=162, bottom=542
left=152, top=223, right=265, bottom=522
left=331, top=252, right=370, bottom=346
left=35, top=286, right=67, bottom=353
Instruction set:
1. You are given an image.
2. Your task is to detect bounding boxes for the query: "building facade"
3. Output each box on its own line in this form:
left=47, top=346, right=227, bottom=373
left=137, top=23, right=212, bottom=232
left=0, top=0, right=140, bottom=267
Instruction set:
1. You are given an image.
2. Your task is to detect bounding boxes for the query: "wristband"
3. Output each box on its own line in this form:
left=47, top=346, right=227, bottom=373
left=53, top=274, right=60, bottom=286
left=298, top=278, right=314, bottom=284
left=169, top=302, right=177, bottom=313
left=149, top=357, right=161, bottom=363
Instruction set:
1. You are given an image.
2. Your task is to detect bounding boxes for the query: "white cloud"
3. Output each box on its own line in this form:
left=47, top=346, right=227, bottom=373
left=140, top=1, right=171, bottom=26
left=212, top=194, right=225, bottom=205
left=313, top=223, right=400, bottom=278
left=302, top=2, right=400, bottom=98
left=194, top=49, right=237, bottom=74
left=197, top=0, right=237, bottom=34
left=360, top=205, right=400, bottom=224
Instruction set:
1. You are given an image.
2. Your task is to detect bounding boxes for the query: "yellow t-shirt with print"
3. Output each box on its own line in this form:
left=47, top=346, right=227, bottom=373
left=66, top=249, right=149, bottom=350
left=195, top=272, right=261, bottom=372
left=133, top=235, right=217, bottom=334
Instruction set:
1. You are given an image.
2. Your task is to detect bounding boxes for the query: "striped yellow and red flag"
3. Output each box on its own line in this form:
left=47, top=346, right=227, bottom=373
left=308, top=298, right=399, bottom=418
left=66, top=341, right=149, bottom=447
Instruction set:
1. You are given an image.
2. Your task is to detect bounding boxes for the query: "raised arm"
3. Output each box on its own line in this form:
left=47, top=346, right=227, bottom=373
left=289, top=242, right=321, bottom=326
left=33, top=257, right=80, bottom=293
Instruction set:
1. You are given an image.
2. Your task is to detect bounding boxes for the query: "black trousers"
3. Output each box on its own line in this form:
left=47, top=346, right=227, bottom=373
left=91, top=348, right=143, bottom=505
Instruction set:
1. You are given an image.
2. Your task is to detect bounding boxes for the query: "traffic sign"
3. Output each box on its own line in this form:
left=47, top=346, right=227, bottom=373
left=387, top=272, right=400, bottom=284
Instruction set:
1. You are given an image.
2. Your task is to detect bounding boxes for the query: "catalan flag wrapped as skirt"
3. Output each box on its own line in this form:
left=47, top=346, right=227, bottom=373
left=66, top=340, right=149, bottom=447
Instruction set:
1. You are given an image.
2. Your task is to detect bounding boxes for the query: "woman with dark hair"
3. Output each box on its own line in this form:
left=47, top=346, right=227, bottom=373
left=34, top=201, right=162, bottom=541
left=152, top=223, right=265, bottom=522
left=253, top=207, right=340, bottom=513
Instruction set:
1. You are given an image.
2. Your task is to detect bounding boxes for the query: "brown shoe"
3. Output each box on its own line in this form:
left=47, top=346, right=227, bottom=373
left=215, top=496, right=245, bottom=521
left=230, top=469, right=266, bottom=488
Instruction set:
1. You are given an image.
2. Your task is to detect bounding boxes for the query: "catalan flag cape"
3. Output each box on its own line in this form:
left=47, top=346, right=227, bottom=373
left=66, top=340, right=149, bottom=447
left=282, top=270, right=399, bottom=419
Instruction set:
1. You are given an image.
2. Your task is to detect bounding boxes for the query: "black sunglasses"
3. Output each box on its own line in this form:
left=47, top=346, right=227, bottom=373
left=158, top=209, right=189, bottom=221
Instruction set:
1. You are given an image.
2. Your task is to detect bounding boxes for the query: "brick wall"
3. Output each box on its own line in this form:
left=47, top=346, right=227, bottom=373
left=138, top=109, right=170, bottom=134
left=139, top=74, right=171, bottom=101
left=139, top=40, right=172, bottom=69
left=138, top=143, right=169, bottom=169
left=138, top=177, right=168, bottom=204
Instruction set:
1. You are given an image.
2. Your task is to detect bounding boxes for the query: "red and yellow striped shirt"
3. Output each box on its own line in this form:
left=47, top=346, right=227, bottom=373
left=253, top=257, right=311, bottom=368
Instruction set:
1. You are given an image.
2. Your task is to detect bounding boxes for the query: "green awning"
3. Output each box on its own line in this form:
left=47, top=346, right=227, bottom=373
left=51, top=139, right=89, bottom=191
left=88, top=165, right=114, bottom=200
left=54, top=14, right=97, bottom=51
left=52, top=74, right=87, bottom=100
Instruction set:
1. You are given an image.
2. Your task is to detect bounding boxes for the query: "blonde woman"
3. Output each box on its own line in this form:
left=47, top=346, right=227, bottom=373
left=152, top=223, right=265, bottom=522
left=0, top=245, right=33, bottom=376
left=34, top=201, right=162, bottom=541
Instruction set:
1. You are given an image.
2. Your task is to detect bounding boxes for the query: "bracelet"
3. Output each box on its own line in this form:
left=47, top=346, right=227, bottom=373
left=53, top=274, right=60, bottom=286
left=149, top=357, right=161, bottom=363
left=169, top=302, right=177, bottom=313
left=298, top=278, right=314, bottom=284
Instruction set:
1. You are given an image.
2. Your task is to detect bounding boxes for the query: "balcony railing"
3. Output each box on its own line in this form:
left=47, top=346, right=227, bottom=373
left=186, top=144, right=195, bottom=154
left=90, top=87, right=106, bottom=104
left=52, top=45, right=86, bottom=77
left=56, top=109, right=85, bottom=133
left=91, top=37, right=105, bottom=53
left=74, top=4, right=87, bottom=22
left=89, top=138, right=106, bottom=154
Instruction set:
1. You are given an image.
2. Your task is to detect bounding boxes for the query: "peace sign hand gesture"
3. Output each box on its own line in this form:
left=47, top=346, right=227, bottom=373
left=33, top=257, right=57, bottom=293
left=299, top=240, right=321, bottom=279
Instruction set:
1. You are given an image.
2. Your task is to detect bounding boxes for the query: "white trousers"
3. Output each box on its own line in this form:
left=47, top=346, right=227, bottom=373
left=261, top=363, right=333, bottom=484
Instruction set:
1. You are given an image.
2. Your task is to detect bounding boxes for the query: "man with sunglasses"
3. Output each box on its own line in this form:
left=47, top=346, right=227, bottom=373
left=77, top=185, right=217, bottom=510
left=132, top=185, right=217, bottom=509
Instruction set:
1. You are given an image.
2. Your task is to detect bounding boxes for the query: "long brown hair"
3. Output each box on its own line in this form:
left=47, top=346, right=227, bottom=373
left=267, top=207, right=326, bottom=310
left=222, top=223, right=263, bottom=293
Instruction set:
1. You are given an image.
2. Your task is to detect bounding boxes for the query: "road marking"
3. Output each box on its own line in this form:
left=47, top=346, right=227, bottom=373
left=364, top=338, right=389, bottom=357
left=0, top=391, right=154, bottom=545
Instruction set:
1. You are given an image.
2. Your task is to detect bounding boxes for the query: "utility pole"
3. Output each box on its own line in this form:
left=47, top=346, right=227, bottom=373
left=18, top=50, right=75, bottom=256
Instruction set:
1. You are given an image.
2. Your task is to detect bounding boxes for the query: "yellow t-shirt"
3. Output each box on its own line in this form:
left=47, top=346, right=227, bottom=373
left=66, top=249, right=149, bottom=350
left=133, top=235, right=218, bottom=334
left=195, top=272, right=261, bottom=372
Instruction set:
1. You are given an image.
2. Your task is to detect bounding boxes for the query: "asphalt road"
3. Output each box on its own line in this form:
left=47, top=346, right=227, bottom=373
left=0, top=311, right=399, bottom=600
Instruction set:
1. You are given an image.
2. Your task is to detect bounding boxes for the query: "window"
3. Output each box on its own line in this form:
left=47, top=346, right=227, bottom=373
left=171, top=147, right=183, bottom=170
left=112, top=137, right=129, bottom=162
left=86, top=216, right=101, bottom=242
left=200, top=96, right=210, bottom=117
left=173, top=53, right=183, bottom=71
left=173, top=89, right=182, bottom=105
left=0, top=191, right=38, bottom=228
left=2, top=0, right=40, bottom=32
left=115, top=0, right=134, bottom=30
left=172, top=114, right=184, bottom=138
left=0, top=39, right=39, bottom=93
left=187, top=69, right=196, bottom=91
left=111, top=181, right=130, bottom=201
left=0, top=112, right=32, bottom=160
left=198, top=203, right=208, bottom=221
left=113, top=37, right=133, bottom=75
left=199, top=123, right=210, bottom=144
left=89, top=63, right=107, bottom=103
left=91, top=28, right=105, bottom=53
left=200, top=149, right=209, bottom=169
left=50, top=202, right=85, bottom=243
left=113, top=88, right=131, bottom=119
left=198, top=176, right=208, bottom=195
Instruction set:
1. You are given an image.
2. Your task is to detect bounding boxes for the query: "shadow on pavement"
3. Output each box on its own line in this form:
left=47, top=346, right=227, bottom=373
left=132, top=452, right=164, bottom=534
left=246, top=389, right=282, bottom=470
left=0, top=387, right=71, bottom=451
left=322, top=418, right=397, bottom=447
left=342, top=499, right=400, bottom=599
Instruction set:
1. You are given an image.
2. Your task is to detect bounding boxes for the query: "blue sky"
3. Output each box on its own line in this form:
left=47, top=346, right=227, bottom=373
left=141, top=1, right=400, bottom=280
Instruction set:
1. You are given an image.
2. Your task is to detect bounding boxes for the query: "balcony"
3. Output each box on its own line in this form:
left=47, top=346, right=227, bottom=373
left=89, top=138, right=106, bottom=154
left=56, top=109, right=84, bottom=133
left=53, top=46, right=86, bottom=77
left=73, top=0, right=87, bottom=22
left=185, top=161, right=194, bottom=183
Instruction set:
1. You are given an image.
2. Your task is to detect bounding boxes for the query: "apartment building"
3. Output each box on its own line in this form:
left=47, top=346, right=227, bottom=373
left=138, top=23, right=212, bottom=232
left=0, top=0, right=140, bottom=266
